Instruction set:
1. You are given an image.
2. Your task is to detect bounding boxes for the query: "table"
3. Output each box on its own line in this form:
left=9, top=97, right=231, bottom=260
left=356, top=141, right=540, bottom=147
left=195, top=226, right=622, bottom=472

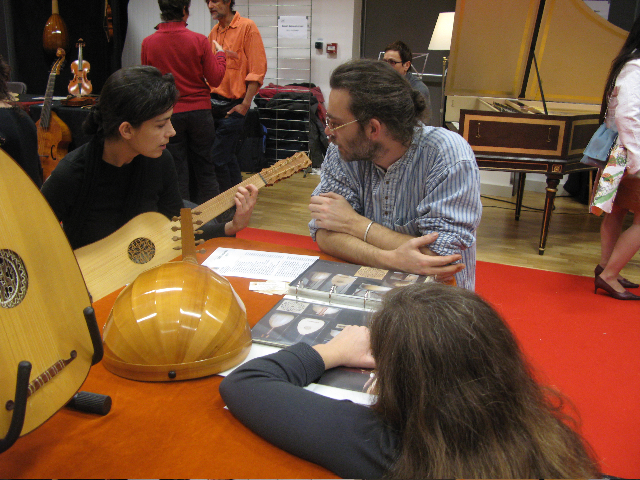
left=474, top=153, right=595, bottom=255
left=0, top=237, right=338, bottom=479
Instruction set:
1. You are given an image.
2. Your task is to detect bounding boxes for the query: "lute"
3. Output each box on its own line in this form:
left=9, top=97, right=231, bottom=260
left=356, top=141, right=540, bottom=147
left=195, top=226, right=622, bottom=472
left=102, top=208, right=252, bottom=382
left=43, top=0, right=69, bottom=56
left=0, top=148, right=99, bottom=451
left=75, top=152, right=312, bottom=301
left=36, top=48, right=72, bottom=180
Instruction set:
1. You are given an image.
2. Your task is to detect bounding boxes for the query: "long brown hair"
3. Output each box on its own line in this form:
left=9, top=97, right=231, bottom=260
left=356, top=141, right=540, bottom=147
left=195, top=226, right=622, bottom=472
left=369, top=283, right=600, bottom=478
left=600, top=14, right=640, bottom=122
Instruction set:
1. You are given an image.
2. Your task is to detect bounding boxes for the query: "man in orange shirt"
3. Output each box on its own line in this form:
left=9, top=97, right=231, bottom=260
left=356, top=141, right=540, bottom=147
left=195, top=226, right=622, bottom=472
left=206, top=0, right=267, bottom=194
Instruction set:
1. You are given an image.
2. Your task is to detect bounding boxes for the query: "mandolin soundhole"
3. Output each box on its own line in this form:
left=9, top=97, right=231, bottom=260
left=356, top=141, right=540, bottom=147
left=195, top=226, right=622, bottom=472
left=0, top=249, right=28, bottom=308
left=127, top=238, right=156, bottom=264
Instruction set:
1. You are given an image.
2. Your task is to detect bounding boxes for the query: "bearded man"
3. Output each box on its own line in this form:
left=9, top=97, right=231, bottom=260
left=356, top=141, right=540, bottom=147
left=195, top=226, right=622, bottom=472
left=308, top=59, right=482, bottom=290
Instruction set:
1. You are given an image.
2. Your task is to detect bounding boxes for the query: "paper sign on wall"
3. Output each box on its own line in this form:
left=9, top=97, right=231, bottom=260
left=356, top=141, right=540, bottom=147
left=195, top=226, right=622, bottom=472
left=278, top=16, right=308, bottom=39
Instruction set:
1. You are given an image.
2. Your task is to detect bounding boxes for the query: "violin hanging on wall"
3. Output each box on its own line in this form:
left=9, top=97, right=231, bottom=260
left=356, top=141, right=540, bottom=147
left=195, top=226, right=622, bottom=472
left=103, top=0, right=114, bottom=42
left=43, top=0, right=69, bottom=56
left=68, top=39, right=92, bottom=97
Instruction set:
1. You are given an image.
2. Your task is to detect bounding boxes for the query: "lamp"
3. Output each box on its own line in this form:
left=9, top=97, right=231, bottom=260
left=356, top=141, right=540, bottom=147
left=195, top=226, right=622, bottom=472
left=428, top=12, right=455, bottom=127
left=428, top=12, right=455, bottom=51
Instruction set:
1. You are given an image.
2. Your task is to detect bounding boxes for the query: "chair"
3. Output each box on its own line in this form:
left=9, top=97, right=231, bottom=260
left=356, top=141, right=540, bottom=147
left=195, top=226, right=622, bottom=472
left=7, top=82, right=27, bottom=95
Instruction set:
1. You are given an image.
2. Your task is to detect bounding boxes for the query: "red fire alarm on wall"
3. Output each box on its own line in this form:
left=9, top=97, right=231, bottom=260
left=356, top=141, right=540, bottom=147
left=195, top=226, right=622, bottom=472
left=326, top=43, right=337, bottom=54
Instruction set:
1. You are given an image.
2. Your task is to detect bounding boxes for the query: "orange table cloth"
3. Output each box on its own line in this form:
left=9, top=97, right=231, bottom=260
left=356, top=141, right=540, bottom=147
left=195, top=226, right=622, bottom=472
left=0, top=237, right=339, bottom=479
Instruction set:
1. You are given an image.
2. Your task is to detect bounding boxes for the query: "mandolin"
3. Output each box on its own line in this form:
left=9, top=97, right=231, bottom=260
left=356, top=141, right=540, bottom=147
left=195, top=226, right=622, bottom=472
left=43, top=0, right=69, bottom=56
left=68, top=39, right=92, bottom=97
left=75, top=152, right=312, bottom=301
left=37, top=49, right=72, bottom=180
left=0, top=148, right=98, bottom=450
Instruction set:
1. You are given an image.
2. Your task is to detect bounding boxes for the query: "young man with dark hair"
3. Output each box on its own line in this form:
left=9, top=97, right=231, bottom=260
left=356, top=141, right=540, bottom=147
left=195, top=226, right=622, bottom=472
left=309, top=59, right=481, bottom=290
left=383, top=40, right=431, bottom=111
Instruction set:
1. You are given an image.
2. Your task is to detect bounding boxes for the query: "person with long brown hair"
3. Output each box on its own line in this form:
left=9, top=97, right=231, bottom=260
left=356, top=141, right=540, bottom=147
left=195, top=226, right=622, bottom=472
left=592, top=14, right=640, bottom=300
left=220, top=283, right=600, bottom=478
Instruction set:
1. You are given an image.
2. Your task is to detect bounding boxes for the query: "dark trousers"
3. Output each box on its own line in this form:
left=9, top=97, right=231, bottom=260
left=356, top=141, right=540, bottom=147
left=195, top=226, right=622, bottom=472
left=211, top=111, right=246, bottom=193
left=167, top=109, right=219, bottom=205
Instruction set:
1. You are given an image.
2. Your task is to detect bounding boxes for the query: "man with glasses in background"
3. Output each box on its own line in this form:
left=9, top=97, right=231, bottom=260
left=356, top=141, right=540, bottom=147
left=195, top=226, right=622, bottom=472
left=206, top=0, right=267, bottom=195
left=308, top=59, right=481, bottom=290
left=383, top=40, right=431, bottom=113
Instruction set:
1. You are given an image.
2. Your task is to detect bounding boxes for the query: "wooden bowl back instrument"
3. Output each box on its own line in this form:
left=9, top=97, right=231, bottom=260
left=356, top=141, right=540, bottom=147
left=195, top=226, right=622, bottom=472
left=0, top=148, right=95, bottom=443
left=43, top=0, right=69, bottom=56
left=102, top=209, right=252, bottom=381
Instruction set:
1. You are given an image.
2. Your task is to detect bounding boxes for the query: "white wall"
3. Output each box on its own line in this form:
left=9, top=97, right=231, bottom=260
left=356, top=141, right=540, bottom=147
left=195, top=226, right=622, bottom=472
left=310, top=0, right=361, bottom=98
left=122, top=0, right=360, bottom=97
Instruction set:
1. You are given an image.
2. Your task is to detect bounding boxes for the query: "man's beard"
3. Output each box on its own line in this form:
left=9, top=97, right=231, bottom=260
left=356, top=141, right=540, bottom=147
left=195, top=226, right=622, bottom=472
left=341, top=131, right=383, bottom=163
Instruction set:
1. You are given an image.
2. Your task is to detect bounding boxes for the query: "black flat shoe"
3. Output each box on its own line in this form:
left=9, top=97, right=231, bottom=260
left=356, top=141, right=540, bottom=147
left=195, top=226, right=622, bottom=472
left=594, top=274, right=640, bottom=300
left=594, top=265, right=639, bottom=289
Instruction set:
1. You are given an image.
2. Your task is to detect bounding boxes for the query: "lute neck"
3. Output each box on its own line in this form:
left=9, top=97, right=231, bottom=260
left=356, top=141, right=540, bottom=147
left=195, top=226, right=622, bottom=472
left=41, top=70, right=58, bottom=130
left=192, top=173, right=268, bottom=225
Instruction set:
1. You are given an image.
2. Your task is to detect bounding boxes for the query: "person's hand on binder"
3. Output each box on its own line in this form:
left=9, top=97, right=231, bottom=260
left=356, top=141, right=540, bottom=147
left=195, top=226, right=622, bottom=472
left=313, top=325, right=375, bottom=371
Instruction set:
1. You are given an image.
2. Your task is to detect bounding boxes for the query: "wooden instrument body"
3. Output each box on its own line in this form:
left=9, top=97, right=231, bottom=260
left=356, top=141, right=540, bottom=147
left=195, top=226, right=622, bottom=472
left=0, top=149, right=93, bottom=438
left=69, top=41, right=92, bottom=97
left=103, top=0, right=114, bottom=42
left=103, top=261, right=251, bottom=381
left=37, top=49, right=72, bottom=180
left=43, top=1, right=68, bottom=55
left=37, top=110, right=72, bottom=179
left=74, top=211, right=180, bottom=301
left=458, top=108, right=599, bottom=159
left=75, top=152, right=312, bottom=301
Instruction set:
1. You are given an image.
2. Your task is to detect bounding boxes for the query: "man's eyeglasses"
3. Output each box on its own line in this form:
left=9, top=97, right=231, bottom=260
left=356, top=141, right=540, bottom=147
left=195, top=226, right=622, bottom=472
left=325, top=117, right=359, bottom=133
left=383, top=58, right=402, bottom=66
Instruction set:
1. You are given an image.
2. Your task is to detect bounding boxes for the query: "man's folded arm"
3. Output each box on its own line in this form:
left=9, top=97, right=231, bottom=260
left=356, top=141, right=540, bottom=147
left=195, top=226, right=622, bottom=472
left=315, top=228, right=463, bottom=277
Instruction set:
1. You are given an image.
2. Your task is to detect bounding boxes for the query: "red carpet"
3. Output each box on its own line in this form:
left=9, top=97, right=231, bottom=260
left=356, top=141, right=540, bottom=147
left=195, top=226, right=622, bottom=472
left=238, top=227, right=321, bottom=251
left=239, top=228, right=640, bottom=478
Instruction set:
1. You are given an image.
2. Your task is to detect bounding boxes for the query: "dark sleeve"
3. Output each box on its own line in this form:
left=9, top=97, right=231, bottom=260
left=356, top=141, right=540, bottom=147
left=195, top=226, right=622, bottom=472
left=0, top=109, right=42, bottom=187
left=15, top=110, right=42, bottom=187
left=197, top=220, right=227, bottom=240
left=40, top=148, right=85, bottom=224
left=156, top=150, right=184, bottom=220
left=219, top=343, right=397, bottom=478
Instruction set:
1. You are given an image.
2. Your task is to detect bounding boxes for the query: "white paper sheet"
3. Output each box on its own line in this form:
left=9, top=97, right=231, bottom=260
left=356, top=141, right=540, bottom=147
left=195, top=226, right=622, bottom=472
left=202, top=247, right=318, bottom=282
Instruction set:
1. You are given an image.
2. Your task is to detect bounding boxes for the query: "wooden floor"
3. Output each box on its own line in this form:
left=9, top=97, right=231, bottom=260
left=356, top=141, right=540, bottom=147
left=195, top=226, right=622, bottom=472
left=245, top=171, right=640, bottom=281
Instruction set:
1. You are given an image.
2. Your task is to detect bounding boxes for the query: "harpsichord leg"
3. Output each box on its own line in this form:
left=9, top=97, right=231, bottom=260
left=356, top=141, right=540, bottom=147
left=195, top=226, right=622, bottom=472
left=539, top=174, right=562, bottom=255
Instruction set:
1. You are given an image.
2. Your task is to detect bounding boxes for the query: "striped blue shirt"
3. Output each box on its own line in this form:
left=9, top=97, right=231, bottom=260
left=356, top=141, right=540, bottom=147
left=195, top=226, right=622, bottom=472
left=309, top=125, right=482, bottom=290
